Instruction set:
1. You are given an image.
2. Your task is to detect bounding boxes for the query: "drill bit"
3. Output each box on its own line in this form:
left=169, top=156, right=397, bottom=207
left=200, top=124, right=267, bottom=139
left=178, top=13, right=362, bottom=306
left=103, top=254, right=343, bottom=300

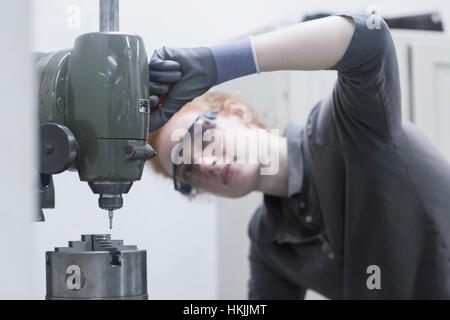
left=108, top=209, right=114, bottom=229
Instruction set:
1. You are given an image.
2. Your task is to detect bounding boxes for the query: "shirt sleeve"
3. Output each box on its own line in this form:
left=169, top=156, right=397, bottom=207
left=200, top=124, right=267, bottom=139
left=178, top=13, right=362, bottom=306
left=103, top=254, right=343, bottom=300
left=329, top=13, right=402, bottom=146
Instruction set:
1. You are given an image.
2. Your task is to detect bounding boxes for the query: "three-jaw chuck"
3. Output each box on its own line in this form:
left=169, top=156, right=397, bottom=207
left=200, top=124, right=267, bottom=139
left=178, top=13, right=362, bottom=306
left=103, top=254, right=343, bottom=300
left=46, top=234, right=147, bottom=300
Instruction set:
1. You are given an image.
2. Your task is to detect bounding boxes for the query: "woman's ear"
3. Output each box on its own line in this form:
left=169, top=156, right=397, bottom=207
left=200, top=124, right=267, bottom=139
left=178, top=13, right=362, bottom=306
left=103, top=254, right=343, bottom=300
left=223, top=99, right=252, bottom=125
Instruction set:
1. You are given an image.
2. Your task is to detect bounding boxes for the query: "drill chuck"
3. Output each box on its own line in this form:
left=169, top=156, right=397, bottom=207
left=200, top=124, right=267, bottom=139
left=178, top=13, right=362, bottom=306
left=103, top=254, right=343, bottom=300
left=99, top=194, right=123, bottom=210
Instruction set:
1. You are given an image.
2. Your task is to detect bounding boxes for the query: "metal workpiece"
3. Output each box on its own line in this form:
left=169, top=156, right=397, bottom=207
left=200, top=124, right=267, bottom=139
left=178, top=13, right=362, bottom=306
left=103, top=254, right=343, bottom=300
left=100, top=0, right=119, bottom=32
left=46, top=234, right=147, bottom=300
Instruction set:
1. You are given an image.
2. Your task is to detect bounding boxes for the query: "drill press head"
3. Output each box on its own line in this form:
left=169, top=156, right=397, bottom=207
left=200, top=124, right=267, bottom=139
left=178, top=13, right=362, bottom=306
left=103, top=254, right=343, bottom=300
left=37, top=32, right=155, bottom=227
left=67, top=32, right=155, bottom=226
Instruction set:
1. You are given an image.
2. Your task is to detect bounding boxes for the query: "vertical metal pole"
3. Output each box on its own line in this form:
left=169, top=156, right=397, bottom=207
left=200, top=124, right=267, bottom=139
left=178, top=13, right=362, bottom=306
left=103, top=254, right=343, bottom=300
left=99, top=0, right=119, bottom=32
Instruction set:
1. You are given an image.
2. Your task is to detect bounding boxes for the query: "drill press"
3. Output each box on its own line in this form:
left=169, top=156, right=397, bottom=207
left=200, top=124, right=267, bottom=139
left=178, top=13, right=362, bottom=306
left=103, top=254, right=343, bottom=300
left=36, top=0, right=153, bottom=299
left=36, top=0, right=155, bottom=228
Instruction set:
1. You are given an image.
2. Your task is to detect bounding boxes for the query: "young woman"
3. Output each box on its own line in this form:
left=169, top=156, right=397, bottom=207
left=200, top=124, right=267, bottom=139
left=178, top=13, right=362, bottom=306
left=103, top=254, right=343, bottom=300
left=147, top=13, right=450, bottom=299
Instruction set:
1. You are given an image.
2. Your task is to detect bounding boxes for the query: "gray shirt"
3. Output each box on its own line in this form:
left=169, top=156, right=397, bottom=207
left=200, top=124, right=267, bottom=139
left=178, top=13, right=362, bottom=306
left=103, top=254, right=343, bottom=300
left=248, top=13, right=450, bottom=299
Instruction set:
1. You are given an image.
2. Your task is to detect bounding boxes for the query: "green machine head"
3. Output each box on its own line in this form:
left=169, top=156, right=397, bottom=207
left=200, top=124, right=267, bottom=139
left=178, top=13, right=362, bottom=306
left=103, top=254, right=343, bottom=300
left=36, top=1, right=155, bottom=228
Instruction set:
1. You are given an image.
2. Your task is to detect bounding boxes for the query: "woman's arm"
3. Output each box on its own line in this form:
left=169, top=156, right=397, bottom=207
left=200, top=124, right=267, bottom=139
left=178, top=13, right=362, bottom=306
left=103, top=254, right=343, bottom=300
left=253, top=16, right=355, bottom=71
left=148, top=14, right=395, bottom=132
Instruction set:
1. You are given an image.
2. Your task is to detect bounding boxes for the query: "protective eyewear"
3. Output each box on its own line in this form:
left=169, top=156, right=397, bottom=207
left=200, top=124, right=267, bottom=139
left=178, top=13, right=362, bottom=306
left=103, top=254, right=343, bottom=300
left=173, top=107, right=222, bottom=194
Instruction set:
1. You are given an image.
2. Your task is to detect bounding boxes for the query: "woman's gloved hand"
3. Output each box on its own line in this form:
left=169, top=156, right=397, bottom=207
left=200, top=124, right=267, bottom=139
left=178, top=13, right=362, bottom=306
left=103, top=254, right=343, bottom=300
left=148, top=46, right=217, bottom=132
left=148, top=39, right=259, bottom=132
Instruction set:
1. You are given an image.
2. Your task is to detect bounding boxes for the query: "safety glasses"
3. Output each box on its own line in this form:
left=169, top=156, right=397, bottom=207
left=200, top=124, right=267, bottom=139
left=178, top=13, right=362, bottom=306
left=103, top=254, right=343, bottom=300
left=173, top=107, right=222, bottom=195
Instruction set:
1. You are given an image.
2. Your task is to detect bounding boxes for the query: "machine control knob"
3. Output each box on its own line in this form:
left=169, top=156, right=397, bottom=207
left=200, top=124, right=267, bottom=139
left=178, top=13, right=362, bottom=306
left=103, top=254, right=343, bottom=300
left=40, top=123, right=79, bottom=174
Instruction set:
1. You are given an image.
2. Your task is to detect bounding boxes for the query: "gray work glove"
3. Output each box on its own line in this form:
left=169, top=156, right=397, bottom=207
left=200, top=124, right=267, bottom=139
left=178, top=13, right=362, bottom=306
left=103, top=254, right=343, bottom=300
left=148, top=47, right=217, bottom=132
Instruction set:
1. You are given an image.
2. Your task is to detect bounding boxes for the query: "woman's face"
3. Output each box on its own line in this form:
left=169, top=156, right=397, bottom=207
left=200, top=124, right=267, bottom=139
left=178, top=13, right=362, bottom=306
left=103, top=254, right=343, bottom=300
left=154, top=102, right=262, bottom=198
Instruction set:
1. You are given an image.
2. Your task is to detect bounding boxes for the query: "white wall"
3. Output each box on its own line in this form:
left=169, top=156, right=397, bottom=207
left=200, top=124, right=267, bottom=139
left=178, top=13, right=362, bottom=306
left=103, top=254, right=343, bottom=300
left=0, top=0, right=37, bottom=299
left=32, top=0, right=450, bottom=52
left=23, top=0, right=450, bottom=300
